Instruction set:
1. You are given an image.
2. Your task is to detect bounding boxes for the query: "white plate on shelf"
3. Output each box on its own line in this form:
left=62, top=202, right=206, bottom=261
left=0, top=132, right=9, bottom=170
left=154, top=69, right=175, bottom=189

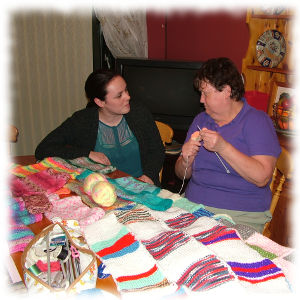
left=256, top=30, right=286, bottom=68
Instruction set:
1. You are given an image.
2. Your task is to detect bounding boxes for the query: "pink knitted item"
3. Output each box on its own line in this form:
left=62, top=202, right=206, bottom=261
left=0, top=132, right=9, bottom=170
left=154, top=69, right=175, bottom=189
left=11, top=168, right=70, bottom=197
left=13, top=197, right=26, bottom=211
left=23, top=194, right=53, bottom=214
left=9, top=235, right=34, bottom=253
left=245, top=232, right=293, bottom=258
left=45, top=195, right=105, bottom=227
left=9, top=197, right=43, bottom=225
left=8, top=224, right=35, bottom=253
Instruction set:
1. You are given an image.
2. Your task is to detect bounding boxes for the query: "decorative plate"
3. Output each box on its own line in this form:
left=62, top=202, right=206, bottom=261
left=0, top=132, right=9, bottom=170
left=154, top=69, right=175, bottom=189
left=260, top=7, right=285, bottom=15
left=256, top=30, right=286, bottom=68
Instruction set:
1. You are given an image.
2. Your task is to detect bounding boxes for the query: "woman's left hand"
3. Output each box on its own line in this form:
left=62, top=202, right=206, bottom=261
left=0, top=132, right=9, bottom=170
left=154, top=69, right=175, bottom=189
left=138, top=175, right=154, bottom=185
left=199, top=127, right=228, bottom=153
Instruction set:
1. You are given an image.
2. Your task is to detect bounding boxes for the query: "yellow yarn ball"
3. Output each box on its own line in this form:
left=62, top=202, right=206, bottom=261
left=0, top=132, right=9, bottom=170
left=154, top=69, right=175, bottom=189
left=91, top=181, right=117, bottom=207
left=83, top=173, right=108, bottom=195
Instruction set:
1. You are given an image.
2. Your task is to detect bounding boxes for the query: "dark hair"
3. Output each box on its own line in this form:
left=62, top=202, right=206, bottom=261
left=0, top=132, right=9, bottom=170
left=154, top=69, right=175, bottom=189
left=85, top=69, right=121, bottom=107
left=194, top=57, right=244, bottom=100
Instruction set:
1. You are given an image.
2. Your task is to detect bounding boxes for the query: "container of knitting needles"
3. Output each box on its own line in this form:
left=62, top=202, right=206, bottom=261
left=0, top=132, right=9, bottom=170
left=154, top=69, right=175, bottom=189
left=21, top=222, right=97, bottom=295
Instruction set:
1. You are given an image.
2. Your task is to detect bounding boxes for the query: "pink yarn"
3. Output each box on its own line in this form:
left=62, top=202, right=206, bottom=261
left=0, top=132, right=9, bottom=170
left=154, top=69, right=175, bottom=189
left=10, top=243, right=29, bottom=253
left=36, top=260, right=61, bottom=272
left=14, top=197, right=26, bottom=211
left=28, top=168, right=70, bottom=194
left=23, top=194, right=53, bottom=214
left=45, top=195, right=105, bottom=227
left=8, top=235, right=34, bottom=253
left=11, top=168, right=70, bottom=197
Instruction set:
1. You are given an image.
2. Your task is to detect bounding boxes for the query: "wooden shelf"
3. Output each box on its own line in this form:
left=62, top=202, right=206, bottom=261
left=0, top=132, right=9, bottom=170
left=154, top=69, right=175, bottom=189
left=251, top=14, right=293, bottom=20
left=242, top=9, right=294, bottom=93
left=246, top=65, right=294, bottom=75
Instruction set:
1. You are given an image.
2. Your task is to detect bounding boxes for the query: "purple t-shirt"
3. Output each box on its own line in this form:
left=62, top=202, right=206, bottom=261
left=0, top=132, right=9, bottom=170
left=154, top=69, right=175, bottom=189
left=184, top=99, right=281, bottom=212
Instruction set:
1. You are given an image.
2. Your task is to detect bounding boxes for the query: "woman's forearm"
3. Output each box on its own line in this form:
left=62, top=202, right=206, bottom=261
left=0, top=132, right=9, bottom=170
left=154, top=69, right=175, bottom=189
left=175, top=155, right=193, bottom=180
left=219, top=142, right=276, bottom=187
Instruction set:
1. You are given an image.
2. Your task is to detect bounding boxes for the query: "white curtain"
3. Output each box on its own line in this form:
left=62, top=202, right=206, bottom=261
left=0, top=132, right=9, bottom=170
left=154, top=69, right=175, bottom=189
left=94, top=9, right=148, bottom=59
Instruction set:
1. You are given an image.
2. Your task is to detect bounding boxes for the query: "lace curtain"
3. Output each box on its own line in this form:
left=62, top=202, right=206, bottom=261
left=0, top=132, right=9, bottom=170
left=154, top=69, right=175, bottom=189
left=94, top=9, right=148, bottom=59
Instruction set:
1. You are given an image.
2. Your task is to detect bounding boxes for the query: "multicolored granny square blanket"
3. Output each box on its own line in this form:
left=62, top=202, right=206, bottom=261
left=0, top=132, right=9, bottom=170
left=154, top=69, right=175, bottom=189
left=83, top=204, right=293, bottom=298
left=9, top=160, right=294, bottom=297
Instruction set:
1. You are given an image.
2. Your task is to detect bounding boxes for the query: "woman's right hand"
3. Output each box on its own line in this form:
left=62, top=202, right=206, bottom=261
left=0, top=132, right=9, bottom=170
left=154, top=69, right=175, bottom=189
left=181, top=131, right=201, bottom=166
left=89, top=151, right=111, bottom=165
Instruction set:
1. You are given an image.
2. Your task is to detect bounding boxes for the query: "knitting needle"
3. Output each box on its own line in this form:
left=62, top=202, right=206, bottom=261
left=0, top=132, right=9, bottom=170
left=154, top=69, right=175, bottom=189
left=46, top=233, right=51, bottom=286
left=197, top=125, right=230, bottom=174
left=60, top=260, right=67, bottom=282
left=65, top=239, right=75, bottom=283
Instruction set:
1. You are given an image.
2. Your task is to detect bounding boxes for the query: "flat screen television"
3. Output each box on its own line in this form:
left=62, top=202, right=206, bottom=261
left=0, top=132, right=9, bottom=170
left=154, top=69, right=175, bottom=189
left=115, top=58, right=204, bottom=131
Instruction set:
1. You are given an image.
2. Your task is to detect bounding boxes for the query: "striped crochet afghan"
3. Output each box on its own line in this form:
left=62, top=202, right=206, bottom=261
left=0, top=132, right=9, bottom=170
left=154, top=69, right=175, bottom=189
left=150, top=207, right=292, bottom=293
left=8, top=224, right=34, bottom=253
left=8, top=197, right=43, bottom=225
left=11, top=156, right=116, bottom=179
left=10, top=167, right=70, bottom=197
left=83, top=204, right=292, bottom=297
left=83, top=213, right=177, bottom=297
left=11, top=157, right=80, bottom=179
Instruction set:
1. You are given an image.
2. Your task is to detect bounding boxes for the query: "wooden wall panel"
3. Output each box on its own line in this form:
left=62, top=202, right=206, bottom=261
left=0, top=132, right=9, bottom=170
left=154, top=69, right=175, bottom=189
left=241, top=9, right=295, bottom=102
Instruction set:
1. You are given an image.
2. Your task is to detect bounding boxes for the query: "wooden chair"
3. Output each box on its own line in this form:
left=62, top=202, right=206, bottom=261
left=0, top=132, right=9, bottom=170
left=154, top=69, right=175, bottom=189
left=9, top=125, right=19, bottom=143
left=9, top=125, right=37, bottom=165
left=263, top=146, right=292, bottom=237
left=155, top=121, right=174, bottom=146
left=155, top=121, right=174, bottom=182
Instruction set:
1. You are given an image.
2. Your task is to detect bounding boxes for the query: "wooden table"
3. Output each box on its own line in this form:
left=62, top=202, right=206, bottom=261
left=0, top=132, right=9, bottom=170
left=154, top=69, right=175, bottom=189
left=10, top=156, right=129, bottom=296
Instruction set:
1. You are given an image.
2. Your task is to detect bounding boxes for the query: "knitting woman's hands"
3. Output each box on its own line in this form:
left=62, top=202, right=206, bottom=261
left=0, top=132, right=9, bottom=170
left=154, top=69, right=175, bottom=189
left=199, top=128, right=228, bottom=153
left=89, top=151, right=111, bottom=165
left=181, top=131, right=201, bottom=167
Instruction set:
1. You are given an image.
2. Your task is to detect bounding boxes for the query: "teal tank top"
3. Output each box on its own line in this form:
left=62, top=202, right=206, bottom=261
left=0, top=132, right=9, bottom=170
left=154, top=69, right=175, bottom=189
left=94, top=117, right=143, bottom=178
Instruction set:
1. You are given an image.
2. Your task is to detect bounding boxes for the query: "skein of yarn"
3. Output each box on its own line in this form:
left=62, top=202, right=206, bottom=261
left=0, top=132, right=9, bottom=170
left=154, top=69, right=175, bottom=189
left=91, top=181, right=117, bottom=207
left=83, top=173, right=108, bottom=195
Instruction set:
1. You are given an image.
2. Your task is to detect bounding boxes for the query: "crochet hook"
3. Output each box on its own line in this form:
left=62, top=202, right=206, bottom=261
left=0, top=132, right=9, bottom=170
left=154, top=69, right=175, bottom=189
left=197, top=125, right=230, bottom=174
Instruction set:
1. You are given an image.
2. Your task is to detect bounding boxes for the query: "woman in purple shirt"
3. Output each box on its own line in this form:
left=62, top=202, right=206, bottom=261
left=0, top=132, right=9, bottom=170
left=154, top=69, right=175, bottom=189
left=175, top=57, right=281, bottom=232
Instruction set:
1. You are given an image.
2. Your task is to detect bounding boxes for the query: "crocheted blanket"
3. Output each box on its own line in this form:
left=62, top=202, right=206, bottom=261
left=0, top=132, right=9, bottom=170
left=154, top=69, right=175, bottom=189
left=83, top=204, right=294, bottom=297
left=11, top=156, right=116, bottom=179
left=8, top=160, right=294, bottom=296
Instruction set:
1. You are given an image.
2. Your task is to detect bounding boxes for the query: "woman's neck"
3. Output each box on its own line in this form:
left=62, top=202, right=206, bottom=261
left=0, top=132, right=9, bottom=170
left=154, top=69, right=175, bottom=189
left=216, top=100, right=243, bottom=126
left=98, top=110, right=123, bottom=126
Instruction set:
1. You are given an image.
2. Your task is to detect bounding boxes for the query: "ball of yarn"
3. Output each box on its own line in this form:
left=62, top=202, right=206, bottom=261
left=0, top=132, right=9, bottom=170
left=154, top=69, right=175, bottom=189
left=191, top=131, right=200, bottom=141
left=91, top=181, right=117, bottom=207
left=83, top=173, right=108, bottom=195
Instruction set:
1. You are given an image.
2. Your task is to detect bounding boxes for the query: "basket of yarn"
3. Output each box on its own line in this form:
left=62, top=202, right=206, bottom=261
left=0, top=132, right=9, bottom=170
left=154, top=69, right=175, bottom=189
left=83, top=173, right=116, bottom=207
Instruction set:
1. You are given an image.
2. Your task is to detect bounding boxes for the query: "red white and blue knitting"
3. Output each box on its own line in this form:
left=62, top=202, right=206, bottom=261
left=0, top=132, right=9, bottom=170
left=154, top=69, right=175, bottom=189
left=83, top=205, right=292, bottom=297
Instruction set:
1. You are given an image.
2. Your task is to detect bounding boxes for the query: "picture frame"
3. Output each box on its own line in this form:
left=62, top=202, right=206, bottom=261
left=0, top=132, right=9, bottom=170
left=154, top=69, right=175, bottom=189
left=267, top=81, right=294, bottom=115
